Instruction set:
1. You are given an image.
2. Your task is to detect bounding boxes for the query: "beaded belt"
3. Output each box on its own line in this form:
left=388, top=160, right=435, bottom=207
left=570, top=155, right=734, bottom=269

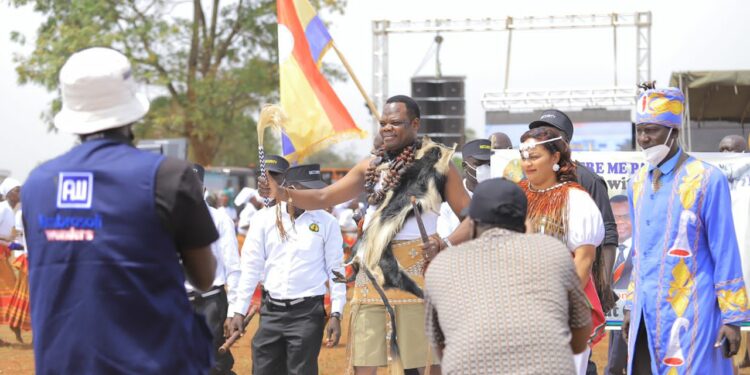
left=351, top=237, right=435, bottom=305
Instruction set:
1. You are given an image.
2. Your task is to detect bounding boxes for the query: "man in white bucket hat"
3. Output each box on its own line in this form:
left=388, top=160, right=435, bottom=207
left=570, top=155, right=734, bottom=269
left=21, top=47, right=219, bottom=374
left=53, top=48, right=151, bottom=135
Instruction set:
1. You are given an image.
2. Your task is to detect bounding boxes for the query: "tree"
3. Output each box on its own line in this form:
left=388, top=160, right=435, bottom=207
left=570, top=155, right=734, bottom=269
left=9, top=0, right=346, bottom=165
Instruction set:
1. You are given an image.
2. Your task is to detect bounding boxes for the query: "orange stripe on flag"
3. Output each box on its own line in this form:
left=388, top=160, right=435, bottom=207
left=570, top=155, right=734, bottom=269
left=278, top=0, right=356, bottom=133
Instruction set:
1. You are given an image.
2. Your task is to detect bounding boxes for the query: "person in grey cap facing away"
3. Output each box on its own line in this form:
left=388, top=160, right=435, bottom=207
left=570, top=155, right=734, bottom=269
left=229, top=164, right=345, bottom=375
left=424, top=178, right=592, bottom=374
left=437, top=138, right=491, bottom=238
left=529, top=109, right=618, bottom=316
left=20, top=47, right=217, bottom=374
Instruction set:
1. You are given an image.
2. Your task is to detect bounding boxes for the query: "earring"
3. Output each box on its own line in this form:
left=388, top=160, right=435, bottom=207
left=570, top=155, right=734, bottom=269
left=552, top=163, right=560, bottom=172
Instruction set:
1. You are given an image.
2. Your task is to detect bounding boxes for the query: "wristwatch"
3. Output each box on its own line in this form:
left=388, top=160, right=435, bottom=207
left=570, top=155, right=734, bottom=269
left=330, top=312, right=342, bottom=320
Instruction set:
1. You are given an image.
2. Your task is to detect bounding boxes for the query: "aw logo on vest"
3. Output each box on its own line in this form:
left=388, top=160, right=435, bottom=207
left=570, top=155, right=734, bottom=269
left=46, top=172, right=97, bottom=241
left=57, top=172, right=93, bottom=209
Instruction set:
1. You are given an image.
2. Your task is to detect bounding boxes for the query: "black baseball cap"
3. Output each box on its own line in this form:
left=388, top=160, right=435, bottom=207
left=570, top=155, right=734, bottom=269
left=192, top=163, right=205, bottom=183
left=265, top=155, right=290, bottom=175
left=528, top=109, right=574, bottom=142
left=464, top=178, right=527, bottom=227
left=461, top=139, right=492, bottom=161
left=284, top=164, right=327, bottom=189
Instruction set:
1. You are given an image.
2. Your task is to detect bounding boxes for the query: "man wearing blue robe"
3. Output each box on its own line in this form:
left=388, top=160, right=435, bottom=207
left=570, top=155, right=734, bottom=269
left=623, top=87, right=750, bottom=374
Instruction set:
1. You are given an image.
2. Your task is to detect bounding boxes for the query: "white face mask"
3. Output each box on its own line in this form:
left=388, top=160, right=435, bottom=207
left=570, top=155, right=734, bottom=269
left=475, top=164, right=492, bottom=183
left=465, top=163, right=492, bottom=183
left=642, top=127, right=674, bottom=165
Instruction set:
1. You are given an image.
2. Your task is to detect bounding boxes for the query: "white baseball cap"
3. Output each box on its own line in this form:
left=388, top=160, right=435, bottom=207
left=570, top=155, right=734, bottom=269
left=54, top=47, right=150, bottom=134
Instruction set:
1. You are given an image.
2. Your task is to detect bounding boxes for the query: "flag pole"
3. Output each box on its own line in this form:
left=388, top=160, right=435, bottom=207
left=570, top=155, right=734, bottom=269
left=332, top=43, right=381, bottom=123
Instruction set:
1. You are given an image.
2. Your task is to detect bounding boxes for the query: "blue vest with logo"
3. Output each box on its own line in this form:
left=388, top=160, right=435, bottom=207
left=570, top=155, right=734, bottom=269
left=22, top=139, right=212, bottom=374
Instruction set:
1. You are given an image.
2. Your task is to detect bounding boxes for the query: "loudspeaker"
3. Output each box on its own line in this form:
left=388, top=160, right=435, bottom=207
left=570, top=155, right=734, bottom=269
left=412, top=76, right=466, bottom=148
left=420, top=117, right=465, bottom=134
left=415, top=99, right=465, bottom=117
left=438, top=80, right=464, bottom=97
left=412, top=81, right=439, bottom=98
left=411, top=77, right=465, bottom=99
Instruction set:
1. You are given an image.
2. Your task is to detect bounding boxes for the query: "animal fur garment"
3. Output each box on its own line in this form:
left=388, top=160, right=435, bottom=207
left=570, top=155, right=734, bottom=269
left=354, top=137, right=454, bottom=295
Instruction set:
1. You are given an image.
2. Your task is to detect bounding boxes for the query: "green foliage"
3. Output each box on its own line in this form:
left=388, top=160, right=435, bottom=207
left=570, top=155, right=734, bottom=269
left=10, top=0, right=347, bottom=165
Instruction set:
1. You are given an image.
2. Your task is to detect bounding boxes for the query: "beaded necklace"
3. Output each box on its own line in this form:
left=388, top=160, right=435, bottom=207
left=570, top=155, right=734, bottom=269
left=527, top=181, right=570, bottom=193
left=520, top=179, right=582, bottom=243
left=365, top=139, right=420, bottom=206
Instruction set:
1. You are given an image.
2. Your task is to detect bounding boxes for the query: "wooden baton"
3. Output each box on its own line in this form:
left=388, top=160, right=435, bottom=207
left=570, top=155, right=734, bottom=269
left=218, top=304, right=259, bottom=354
left=410, top=196, right=430, bottom=244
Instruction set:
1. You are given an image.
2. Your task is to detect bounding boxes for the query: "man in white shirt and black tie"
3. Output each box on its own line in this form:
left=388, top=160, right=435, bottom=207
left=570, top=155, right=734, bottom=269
left=229, top=164, right=345, bottom=375
left=606, top=194, right=633, bottom=375
left=189, top=164, right=242, bottom=375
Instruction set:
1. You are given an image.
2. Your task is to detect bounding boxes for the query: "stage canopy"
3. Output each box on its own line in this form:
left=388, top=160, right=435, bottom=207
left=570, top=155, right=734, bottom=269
left=670, top=70, right=750, bottom=123
left=669, top=70, right=750, bottom=150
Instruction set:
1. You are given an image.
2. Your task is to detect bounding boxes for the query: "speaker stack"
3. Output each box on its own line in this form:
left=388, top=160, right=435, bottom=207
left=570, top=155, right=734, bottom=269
left=411, top=76, right=466, bottom=148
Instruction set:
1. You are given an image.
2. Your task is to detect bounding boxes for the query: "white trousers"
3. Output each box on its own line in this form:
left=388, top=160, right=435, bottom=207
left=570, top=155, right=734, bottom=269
left=573, top=346, right=591, bottom=375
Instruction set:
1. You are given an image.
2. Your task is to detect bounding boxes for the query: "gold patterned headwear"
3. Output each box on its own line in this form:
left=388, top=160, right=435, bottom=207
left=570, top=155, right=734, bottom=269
left=636, top=87, right=685, bottom=128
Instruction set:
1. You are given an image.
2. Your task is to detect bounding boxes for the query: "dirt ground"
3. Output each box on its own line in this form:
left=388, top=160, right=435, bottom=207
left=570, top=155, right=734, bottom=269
left=2, top=317, right=749, bottom=374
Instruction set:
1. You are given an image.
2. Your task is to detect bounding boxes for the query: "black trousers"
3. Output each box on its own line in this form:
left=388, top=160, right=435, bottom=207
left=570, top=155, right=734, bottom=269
left=632, top=317, right=653, bottom=375
left=190, top=286, right=235, bottom=375
left=587, top=355, right=598, bottom=375
left=605, top=331, right=628, bottom=375
left=252, top=295, right=326, bottom=375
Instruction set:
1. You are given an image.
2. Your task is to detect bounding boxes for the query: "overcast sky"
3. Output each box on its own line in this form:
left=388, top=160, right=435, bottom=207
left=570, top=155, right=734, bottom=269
left=2, top=0, right=749, bottom=181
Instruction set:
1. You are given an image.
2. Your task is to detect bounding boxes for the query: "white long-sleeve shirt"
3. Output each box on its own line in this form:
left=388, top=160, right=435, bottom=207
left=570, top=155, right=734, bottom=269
left=436, top=179, right=473, bottom=238
left=186, top=205, right=241, bottom=309
left=237, top=204, right=257, bottom=235
left=229, top=203, right=346, bottom=316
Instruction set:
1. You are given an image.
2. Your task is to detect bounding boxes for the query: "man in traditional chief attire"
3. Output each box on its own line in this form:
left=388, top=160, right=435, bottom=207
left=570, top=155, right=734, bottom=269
left=623, top=87, right=750, bottom=374
left=259, top=95, right=471, bottom=374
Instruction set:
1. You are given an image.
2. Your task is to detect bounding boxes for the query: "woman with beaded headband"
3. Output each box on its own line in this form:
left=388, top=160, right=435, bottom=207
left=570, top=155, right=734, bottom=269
left=518, top=126, right=606, bottom=375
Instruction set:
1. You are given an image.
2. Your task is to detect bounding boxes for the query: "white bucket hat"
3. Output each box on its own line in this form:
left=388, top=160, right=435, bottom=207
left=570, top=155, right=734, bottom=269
left=54, top=47, right=150, bottom=134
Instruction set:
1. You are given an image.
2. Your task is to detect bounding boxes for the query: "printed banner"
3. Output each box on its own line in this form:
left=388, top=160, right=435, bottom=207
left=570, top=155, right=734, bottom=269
left=491, top=150, right=750, bottom=326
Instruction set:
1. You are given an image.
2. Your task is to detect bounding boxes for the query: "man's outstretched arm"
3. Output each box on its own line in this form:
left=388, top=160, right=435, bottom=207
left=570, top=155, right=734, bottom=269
left=260, top=157, right=371, bottom=210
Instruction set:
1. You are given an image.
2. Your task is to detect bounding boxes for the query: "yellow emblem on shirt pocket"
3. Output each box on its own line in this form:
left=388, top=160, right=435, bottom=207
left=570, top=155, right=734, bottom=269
left=309, top=223, right=320, bottom=232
